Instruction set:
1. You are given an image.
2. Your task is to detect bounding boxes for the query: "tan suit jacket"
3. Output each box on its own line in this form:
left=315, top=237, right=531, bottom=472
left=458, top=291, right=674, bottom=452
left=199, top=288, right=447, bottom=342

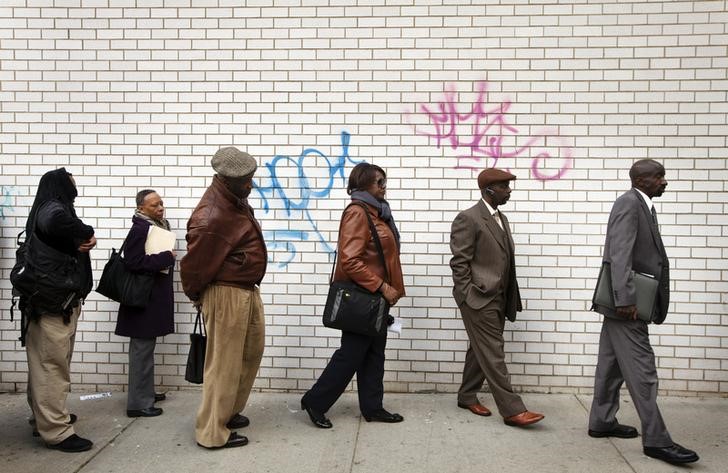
left=450, top=200, right=522, bottom=321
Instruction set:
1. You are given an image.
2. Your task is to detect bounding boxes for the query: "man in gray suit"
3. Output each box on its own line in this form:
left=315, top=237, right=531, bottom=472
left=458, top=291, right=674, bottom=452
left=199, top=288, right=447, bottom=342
left=589, top=159, right=698, bottom=465
left=450, top=168, right=544, bottom=427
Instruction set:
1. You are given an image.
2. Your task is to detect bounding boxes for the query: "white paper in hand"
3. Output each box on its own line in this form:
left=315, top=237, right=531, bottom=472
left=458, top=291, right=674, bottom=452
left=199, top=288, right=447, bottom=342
left=387, top=317, right=402, bottom=335
left=145, top=226, right=176, bottom=274
left=145, top=226, right=176, bottom=255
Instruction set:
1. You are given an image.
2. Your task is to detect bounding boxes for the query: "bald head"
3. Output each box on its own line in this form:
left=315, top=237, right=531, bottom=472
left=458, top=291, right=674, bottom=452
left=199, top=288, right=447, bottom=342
left=629, top=159, right=664, bottom=185
left=629, top=159, right=667, bottom=198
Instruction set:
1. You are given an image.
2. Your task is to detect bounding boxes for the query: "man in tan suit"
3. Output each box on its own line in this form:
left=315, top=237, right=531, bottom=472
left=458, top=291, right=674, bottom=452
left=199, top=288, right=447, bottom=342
left=449, top=168, right=544, bottom=427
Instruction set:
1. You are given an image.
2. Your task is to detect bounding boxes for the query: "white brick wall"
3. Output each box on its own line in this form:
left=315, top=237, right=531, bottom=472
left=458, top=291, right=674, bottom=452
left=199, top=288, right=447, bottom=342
left=1, top=0, right=727, bottom=396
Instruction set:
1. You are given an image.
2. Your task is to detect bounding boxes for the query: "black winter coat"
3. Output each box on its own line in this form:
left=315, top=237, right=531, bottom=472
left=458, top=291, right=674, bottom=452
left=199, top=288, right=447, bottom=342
left=36, top=199, right=95, bottom=300
left=115, top=216, right=176, bottom=338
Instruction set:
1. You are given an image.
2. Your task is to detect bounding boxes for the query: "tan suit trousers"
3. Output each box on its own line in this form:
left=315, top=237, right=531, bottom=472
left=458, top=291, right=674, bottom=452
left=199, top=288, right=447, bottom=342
left=195, top=284, right=265, bottom=447
left=457, top=295, right=526, bottom=418
left=25, top=305, right=80, bottom=444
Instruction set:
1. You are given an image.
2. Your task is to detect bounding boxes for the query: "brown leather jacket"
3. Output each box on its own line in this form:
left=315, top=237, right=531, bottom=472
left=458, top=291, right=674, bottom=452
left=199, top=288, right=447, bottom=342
left=180, top=175, right=267, bottom=301
left=334, top=202, right=405, bottom=298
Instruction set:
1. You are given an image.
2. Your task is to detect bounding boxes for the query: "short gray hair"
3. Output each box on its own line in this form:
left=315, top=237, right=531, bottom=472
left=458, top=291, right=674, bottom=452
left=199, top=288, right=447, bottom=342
left=136, top=189, right=157, bottom=207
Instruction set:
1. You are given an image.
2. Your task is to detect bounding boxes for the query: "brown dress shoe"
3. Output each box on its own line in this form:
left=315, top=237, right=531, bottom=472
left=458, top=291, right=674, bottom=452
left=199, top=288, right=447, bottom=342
left=504, top=411, right=544, bottom=427
left=457, top=402, right=492, bottom=417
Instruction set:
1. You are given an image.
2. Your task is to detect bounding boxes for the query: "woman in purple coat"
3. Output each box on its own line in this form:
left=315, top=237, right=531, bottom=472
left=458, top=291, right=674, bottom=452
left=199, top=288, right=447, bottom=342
left=115, top=190, right=176, bottom=418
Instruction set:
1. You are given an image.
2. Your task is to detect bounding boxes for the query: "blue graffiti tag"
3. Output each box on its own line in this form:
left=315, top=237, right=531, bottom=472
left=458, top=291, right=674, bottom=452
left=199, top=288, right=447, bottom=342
left=0, top=186, right=16, bottom=221
left=253, top=131, right=361, bottom=267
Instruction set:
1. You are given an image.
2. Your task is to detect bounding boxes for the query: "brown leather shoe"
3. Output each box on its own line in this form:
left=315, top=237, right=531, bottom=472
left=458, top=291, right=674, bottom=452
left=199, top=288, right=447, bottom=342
left=504, top=411, right=544, bottom=427
left=457, top=402, right=492, bottom=417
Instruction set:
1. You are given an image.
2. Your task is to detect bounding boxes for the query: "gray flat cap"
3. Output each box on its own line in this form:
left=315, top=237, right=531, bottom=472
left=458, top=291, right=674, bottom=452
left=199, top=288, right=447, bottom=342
left=211, top=147, right=257, bottom=178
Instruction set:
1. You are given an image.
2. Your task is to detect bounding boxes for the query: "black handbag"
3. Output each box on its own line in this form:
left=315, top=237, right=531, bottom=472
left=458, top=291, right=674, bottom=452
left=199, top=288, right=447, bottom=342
left=322, top=203, right=391, bottom=337
left=96, top=239, right=154, bottom=308
left=185, top=309, right=206, bottom=384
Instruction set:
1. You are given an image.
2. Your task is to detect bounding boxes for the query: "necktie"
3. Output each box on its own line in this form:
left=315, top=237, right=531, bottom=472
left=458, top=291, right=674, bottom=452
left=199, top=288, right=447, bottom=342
left=494, top=210, right=504, bottom=231
left=651, top=206, right=660, bottom=233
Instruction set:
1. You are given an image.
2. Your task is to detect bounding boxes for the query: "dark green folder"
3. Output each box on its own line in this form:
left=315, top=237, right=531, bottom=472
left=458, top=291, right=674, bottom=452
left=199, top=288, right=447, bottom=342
left=592, top=262, right=659, bottom=322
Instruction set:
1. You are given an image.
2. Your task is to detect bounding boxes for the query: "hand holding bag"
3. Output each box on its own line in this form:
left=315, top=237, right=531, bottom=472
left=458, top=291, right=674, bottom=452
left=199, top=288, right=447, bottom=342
left=96, top=240, right=154, bottom=308
left=592, top=261, right=659, bottom=322
left=322, top=203, right=391, bottom=337
left=185, top=309, right=206, bottom=384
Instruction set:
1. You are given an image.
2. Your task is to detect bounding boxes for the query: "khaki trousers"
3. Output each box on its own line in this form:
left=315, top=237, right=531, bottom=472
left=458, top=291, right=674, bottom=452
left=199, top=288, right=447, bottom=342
left=195, top=284, right=265, bottom=447
left=25, top=306, right=80, bottom=444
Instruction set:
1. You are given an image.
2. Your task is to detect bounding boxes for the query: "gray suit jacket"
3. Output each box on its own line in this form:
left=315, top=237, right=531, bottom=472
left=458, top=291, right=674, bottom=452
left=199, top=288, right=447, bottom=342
left=450, top=200, right=522, bottom=321
left=595, top=189, right=670, bottom=324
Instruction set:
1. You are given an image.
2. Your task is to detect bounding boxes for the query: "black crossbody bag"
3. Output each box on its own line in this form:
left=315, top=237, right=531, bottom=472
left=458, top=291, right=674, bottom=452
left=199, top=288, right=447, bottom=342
left=322, top=203, right=391, bottom=337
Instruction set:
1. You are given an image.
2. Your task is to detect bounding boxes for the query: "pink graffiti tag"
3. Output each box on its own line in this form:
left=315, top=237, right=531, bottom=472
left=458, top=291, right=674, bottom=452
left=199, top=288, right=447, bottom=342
left=411, top=82, right=573, bottom=181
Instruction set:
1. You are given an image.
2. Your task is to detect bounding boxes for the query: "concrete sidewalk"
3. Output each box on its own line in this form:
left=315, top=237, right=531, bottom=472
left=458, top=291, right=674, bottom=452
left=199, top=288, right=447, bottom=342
left=1, top=391, right=725, bottom=473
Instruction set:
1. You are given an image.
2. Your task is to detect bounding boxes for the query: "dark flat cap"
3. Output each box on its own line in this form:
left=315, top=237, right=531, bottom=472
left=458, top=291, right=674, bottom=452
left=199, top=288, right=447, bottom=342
left=477, top=168, right=517, bottom=189
left=211, top=147, right=257, bottom=178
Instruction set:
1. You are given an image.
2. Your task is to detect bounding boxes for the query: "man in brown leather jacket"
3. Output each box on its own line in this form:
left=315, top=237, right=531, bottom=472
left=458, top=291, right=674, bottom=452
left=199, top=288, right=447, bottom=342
left=180, top=147, right=267, bottom=449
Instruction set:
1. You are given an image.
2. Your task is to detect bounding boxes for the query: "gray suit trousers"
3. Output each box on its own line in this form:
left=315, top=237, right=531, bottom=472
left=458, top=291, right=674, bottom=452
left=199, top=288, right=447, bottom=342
left=127, top=337, right=157, bottom=410
left=589, top=317, right=672, bottom=447
left=457, top=295, right=526, bottom=418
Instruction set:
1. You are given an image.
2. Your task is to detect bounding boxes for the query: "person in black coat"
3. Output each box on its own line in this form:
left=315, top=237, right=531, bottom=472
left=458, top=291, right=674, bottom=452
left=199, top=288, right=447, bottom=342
left=23, top=168, right=96, bottom=453
left=115, top=189, right=175, bottom=418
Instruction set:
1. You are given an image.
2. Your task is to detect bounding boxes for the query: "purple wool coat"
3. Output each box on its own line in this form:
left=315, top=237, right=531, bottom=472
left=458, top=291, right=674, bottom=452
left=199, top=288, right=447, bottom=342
left=114, top=216, right=176, bottom=339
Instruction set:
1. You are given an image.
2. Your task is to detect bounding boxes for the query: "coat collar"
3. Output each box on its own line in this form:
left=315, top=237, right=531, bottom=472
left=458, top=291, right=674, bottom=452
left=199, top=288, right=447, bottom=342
left=476, top=199, right=507, bottom=251
left=631, top=189, right=666, bottom=255
left=212, top=175, right=254, bottom=213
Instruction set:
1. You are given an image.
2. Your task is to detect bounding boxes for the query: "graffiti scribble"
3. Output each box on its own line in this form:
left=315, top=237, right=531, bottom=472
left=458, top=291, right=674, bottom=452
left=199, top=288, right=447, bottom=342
left=410, top=81, right=573, bottom=180
left=1, top=186, right=16, bottom=221
left=254, top=131, right=360, bottom=267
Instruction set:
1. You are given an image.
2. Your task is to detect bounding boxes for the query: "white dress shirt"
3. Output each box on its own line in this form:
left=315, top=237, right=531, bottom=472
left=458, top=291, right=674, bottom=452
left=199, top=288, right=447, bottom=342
left=481, top=198, right=504, bottom=230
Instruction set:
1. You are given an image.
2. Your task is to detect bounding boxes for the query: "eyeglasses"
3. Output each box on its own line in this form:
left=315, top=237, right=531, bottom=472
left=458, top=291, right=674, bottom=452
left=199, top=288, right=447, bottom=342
left=376, top=178, right=387, bottom=188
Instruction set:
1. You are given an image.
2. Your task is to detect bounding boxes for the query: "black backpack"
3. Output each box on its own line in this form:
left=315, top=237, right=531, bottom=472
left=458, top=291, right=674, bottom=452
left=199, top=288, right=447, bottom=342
left=10, top=228, right=83, bottom=345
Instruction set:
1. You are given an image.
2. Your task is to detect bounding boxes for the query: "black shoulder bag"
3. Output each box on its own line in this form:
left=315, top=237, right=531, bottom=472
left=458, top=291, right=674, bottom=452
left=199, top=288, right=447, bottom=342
left=185, top=309, right=207, bottom=384
left=96, top=238, right=154, bottom=309
left=322, top=203, right=391, bottom=337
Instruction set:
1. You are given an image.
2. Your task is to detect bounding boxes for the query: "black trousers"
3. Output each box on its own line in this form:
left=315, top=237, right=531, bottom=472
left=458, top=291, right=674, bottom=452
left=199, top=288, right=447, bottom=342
left=302, top=330, right=387, bottom=416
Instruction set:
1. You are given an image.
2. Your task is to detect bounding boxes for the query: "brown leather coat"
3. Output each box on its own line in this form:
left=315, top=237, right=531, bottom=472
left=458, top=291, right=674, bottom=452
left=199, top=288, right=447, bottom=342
left=334, top=202, right=405, bottom=298
left=180, top=175, right=267, bottom=301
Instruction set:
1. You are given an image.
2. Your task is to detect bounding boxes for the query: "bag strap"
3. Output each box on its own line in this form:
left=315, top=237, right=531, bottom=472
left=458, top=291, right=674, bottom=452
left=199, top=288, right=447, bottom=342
left=118, top=232, right=131, bottom=256
left=329, top=202, right=389, bottom=284
left=193, top=309, right=206, bottom=337
left=328, top=251, right=338, bottom=284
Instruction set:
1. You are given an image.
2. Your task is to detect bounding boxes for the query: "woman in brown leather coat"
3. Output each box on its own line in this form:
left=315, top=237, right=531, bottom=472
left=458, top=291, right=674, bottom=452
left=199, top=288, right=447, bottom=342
left=301, top=162, right=405, bottom=428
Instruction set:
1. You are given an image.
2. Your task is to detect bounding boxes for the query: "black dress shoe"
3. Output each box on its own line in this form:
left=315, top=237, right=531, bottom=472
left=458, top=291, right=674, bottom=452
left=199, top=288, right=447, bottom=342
left=301, top=399, right=332, bottom=429
left=644, top=443, right=699, bottom=464
left=226, top=413, right=250, bottom=429
left=47, top=434, right=93, bottom=453
left=154, top=392, right=166, bottom=402
left=127, top=407, right=163, bottom=418
left=32, top=413, right=77, bottom=437
left=197, top=432, right=248, bottom=449
left=588, top=423, right=638, bottom=439
left=363, top=409, right=404, bottom=423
